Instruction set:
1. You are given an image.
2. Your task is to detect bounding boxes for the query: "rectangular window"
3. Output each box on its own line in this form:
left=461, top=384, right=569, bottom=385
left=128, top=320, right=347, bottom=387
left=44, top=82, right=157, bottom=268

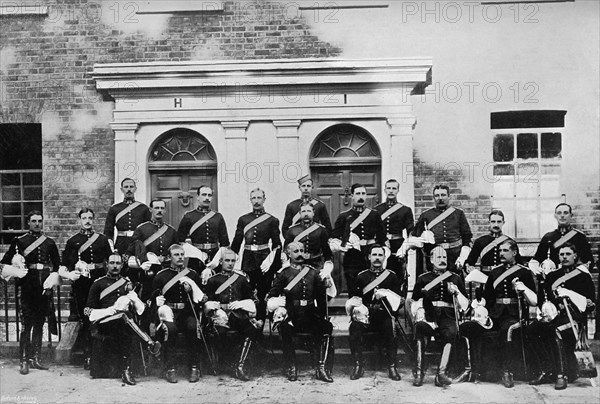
left=0, top=124, right=43, bottom=246
left=491, top=112, right=564, bottom=241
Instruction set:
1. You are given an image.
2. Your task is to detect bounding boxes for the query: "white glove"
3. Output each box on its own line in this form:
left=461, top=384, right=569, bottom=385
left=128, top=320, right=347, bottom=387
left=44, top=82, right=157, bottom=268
left=201, top=267, right=213, bottom=285
left=328, top=238, right=342, bottom=253
left=513, top=280, right=527, bottom=293
left=127, top=291, right=145, bottom=314
left=556, top=288, right=587, bottom=313
left=141, top=261, right=153, bottom=272
left=260, top=249, right=277, bottom=273
left=156, top=295, right=166, bottom=307
left=42, top=272, right=61, bottom=289
left=345, top=296, right=364, bottom=316
left=128, top=256, right=141, bottom=269
left=320, top=261, right=334, bottom=279
left=229, top=299, right=256, bottom=314
left=455, top=246, right=471, bottom=269
left=59, top=266, right=81, bottom=282
left=447, top=282, right=460, bottom=295
left=348, top=232, right=361, bottom=251
left=75, top=260, right=88, bottom=273
left=267, top=296, right=286, bottom=312
left=204, top=300, right=220, bottom=313
left=528, top=259, right=542, bottom=276
left=373, top=289, right=384, bottom=300
left=11, top=253, right=26, bottom=269
left=280, top=252, right=290, bottom=269
left=0, top=264, right=28, bottom=280
left=89, top=307, right=117, bottom=322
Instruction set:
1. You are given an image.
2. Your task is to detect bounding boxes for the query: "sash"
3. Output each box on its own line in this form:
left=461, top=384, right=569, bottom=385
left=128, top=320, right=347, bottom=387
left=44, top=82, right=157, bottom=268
left=291, top=199, right=319, bottom=224
left=427, top=207, right=456, bottom=230
left=552, top=229, right=578, bottom=249
left=350, top=208, right=371, bottom=231
left=23, top=235, right=48, bottom=257
left=380, top=204, right=402, bottom=221
left=284, top=267, right=310, bottom=292
left=243, top=213, right=271, bottom=236
left=115, top=201, right=142, bottom=224
left=100, top=278, right=127, bottom=301
left=161, top=268, right=191, bottom=295
left=144, top=225, right=168, bottom=247
left=189, top=211, right=215, bottom=236
left=215, top=273, right=240, bottom=295
left=78, top=233, right=100, bottom=256
left=293, top=223, right=320, bottom=243
left=479, top=235, right=509, bottom=262
left=363, top=270, right=390, bottom=295
left=493, top=265, right=520, bottom=290
left=422, top=271, right=453, bottom=292
left=551, top=268, right=582, bottom=291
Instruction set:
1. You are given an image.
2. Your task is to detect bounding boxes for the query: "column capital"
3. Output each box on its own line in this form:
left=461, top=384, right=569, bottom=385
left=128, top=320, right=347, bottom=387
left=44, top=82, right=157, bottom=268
left=387, top=116, right=416, bottom=135
left=273, top=119, right=301, bottom=129
left=221, top=120, right=249, bottom=130
left=110, top=122, right=139, bottom=141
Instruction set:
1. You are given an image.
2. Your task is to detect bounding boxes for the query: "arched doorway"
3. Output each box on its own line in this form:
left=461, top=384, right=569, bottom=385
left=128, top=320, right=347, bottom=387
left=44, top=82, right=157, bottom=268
left=149, top=128, right=218, bottom=227
left=309, top=124, right=382, bottom=291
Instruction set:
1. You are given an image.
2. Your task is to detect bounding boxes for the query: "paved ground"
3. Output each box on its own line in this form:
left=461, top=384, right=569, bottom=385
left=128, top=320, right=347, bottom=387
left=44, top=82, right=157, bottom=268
left=1, top=358, right=598, bottom=404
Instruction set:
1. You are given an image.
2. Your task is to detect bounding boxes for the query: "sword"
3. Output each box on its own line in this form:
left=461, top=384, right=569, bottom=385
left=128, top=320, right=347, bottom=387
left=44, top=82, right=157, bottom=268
left=186, top=292, right=217, bottom=375
left=512, top=277, right=528, bottom=377
left=381, top=296, right=414, bottom=354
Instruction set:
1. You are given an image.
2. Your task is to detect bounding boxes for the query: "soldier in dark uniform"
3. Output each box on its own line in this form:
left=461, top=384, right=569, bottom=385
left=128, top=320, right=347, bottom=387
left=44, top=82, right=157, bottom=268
left=373, top=179, right=414, bottom=279
left=85, top=252, right=160, bottom=385
left=527, top=243, right=596, bottom=390
left=466, top=210, right=512, bottom=275
left=284, top=202, right=333, bottom=269
left=412, top=185, right=473, bottom=275
left=127, top=199, right=178, bottom=302
left=411, top=246, right=469, bottom=387
left=347, top=244, right=404, bottom=381
left=204, top=249, right=260, bottom=381
left=103, top=178, right=151, bottom=256
left=267, top=241, right=334, bottom=382
left=152, top=244, right=205, bottom=383
left=332, top=183, right=386, bottom=294
left=483, top=239, right=537, bottom=388
left=177, top=185, right=229, bottom=267
left=281, top=174, right=332, bottom=238
left=231, top=188, right=281, bottom=325
left=1, top=211, right=61, bottom=375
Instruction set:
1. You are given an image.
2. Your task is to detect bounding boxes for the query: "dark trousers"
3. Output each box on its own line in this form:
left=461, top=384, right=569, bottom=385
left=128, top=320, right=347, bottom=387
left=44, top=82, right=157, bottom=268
left=459, top=320, right=487, bottom=372
left=527, top=317, right=578, bottom=380
left=18, top=291, right=49, bottom=360
left=279, top=307, right=333, bottom=366
left=211, top=312, right=261, bottom=365
left=343, top=249, right=368, bottom=295
left=415, top=316, right=458, bottom=345
left=349, top=308, right=397, bottom=365
left=90, top=316, right=134, bottom=378
left=490, top=315, right=522, bottom=372
left=242, top=250, right=273, bottom=321
left=156, top=309, right=201, bottom=370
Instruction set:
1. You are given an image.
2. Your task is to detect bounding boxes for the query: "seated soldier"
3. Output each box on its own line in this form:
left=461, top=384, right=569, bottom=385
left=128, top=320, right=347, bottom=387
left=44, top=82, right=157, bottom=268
left=527, top=243, right=596, bottom=390
left=267, top=241, right=334, bottom=383
left=204, top=249, right=261, bottom=381
left=85, top=252, right=160, bottom=385
left=346, top=244, right=405, bottom=381
left=152, top=244, right=205, bottom=383
left=411, top=246, right=469, bottom=387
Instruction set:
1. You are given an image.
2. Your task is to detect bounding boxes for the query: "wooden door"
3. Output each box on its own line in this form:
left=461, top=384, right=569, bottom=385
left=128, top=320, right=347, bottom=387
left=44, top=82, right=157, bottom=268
left=312, top=167, right=380, bottom=292
left=151, top=171, right=217, bottom=228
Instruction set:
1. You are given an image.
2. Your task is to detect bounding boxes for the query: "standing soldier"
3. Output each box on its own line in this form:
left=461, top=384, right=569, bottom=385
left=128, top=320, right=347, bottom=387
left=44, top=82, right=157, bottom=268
left=103, top=178, right=151, bottom=256
left=1, top=211, right=61, bottom=375
left=373, top=179, right=414, bottom=278
left=152, top=244, right=205, bottom=383
left=346, top=244, right=404, bottom=381
left=465, top=210, right=512, bottom=275
left=177, top=185, right=229, bottom=270
left=127, top=199, right=178, bottom=302
left=204, top=249, right=260, bottom=381
left=285, top=202, right=333, bottom=270
left=411, top=246, right=469, bottom=387
left=61, top=208, right=113, bottom=369
left=483, top=239, right=537, bottom=388
left=267, top=241, right=334, bottom=382
left=412, top=185, right=473, bottom=275
left=332, top=183, right=386, bottom=294
left=281, top=175, right=332, bottom=238
left=231, top=188, right=281, bottom=326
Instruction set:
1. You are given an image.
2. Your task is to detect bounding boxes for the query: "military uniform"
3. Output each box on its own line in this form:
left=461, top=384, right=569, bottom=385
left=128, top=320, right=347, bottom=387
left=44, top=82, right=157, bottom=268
left=332, top=207, right=386, bottom=293
left=349, top=268, right=403, bottom=379
left=152, top=266, right=203, bottom=379
left=231, top=209, right=281, bottom=322
left=282, top=197, right=332, bottom=238
left=177, top=207, right=229, bottom=261
left=103, top=199, right=151, bottom=255
left=527, top=265, right=596, bottom=388
left=1, top=232, right=60, bottom=371
left=285, top=222, right=332, bottom=269
left=374, top=200, right=414, bottom=279
left=412, top=269, right=466, bottom=385
left=533, top=226, right=594, bottom=267
left=413, top=206, right=472, bottom=275
left=268, top=263, right=333, bottom=382
left=127, top=220, right=178, bottom=302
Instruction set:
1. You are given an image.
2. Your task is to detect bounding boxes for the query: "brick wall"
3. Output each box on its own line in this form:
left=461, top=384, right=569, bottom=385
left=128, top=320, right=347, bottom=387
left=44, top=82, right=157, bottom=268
left=0, top=0, right=341, bottom=248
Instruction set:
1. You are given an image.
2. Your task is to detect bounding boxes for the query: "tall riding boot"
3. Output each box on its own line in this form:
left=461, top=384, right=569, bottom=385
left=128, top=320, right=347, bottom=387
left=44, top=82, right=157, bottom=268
left=19, top=341, right=29, bottom=375
left=387, top=341, right=401, bottom=381
left=350, top=345, right=364, bottom=380
left=316, top=335, right=334, bottom=382
left=454, top=337, right=473, bottom=383
left=122, top=356, right=136, bottom=386
left=413, top=338, right=425, bottom=386
left=235, top=338, right=252, bottom=381
left=435, top=343, right=453, bottom=386
left=529, top=338, right=553, bottom=385
left=29, top=351, right=49, bottom=370
left=325, top=336, right=335, bottom=378
left=553, top=336, right=568, bottom=390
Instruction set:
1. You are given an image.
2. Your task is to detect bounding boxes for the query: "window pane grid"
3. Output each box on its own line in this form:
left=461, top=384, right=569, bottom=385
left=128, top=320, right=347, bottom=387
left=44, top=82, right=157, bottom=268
left=0, top=170, right=43, bottom=235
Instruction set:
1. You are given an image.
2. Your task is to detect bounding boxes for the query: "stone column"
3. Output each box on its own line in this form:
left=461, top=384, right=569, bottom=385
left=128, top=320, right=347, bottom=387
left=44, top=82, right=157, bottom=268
left=110, top=123, right=139, bottom=202
left=273, top=120, right=302, bottom=209
left=221, top=121, right=249, bottom=233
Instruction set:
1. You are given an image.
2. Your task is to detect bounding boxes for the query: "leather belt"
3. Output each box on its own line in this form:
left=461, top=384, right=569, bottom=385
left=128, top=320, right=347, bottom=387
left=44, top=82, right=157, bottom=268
left=220, top=303, right=230, bottom=310
left=167, top=302, right=185, bottom=310
left=117, top=230, right=134, bottom=237
left=439, top=240, right=462, bottom=250
left=85, top=263, right=106, bottom=270
left=557, top=322, right=573, bottom=332
left=358, top=239, right=376, bottom=246
left=432, top=301, right=453, bottom=308
left=496, top=298, right=518, bottom=305
left=480, top=265, right=497, bottom=272
left=244, top=244, right=270, bottom=251
left=292, top=299, right=314, bottom=307
left=28, top=263, right=51, bottom=270
left=193, top=243, right=218, bottom=250
left=387, top=234, right=403, bottom=240
left=304, top=253, right=323, bottom=260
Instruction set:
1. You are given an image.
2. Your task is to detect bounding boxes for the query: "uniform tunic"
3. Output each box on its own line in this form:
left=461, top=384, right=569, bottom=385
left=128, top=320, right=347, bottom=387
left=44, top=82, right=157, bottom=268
left=533, top=227, right=594, bottom=267
left=282, top=197, right=332, bottom=237
left=177, top=207, right=229, bottom=258
left=285, top=222, right=332, bottom=268
left=103, top=200, right=151, bottom=254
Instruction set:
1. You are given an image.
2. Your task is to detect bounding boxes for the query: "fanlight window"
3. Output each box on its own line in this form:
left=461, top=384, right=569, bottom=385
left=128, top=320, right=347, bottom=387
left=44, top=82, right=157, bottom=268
left=310, top=124, right=380, bottom=166
left=149, top=128, right=217, bottom=169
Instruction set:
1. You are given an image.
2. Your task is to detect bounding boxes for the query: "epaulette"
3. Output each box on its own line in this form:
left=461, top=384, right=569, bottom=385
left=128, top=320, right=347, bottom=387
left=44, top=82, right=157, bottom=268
left=233, top=269, right=246, bottom=277
left=357, top=269, right=370, bottom=276
left=156, top=267, right=170, bottom=276
left=136, top=221, right=151, bottom=229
